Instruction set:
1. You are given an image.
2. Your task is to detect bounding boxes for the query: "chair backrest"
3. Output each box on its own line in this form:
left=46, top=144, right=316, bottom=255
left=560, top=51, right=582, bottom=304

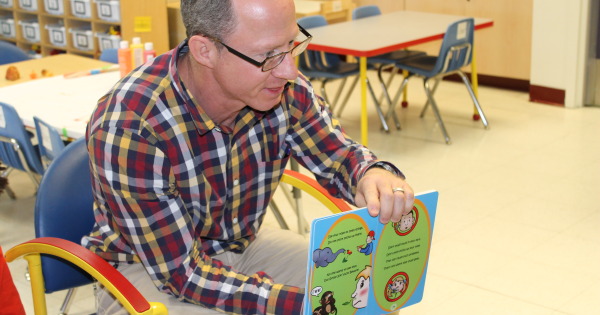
left=434, top=18, right=475, bottom=75
left=33, top=116, right=66, bottom=169
left=352, top=5, right=381, bottom=20
left=297, top=15, right=341, bottom=69
left=0, top=40, right=31, bottom=65
left=0, top=102, right=44, bottom=175
left=34, top=137, right=95, bottom=293
left=99, top=48, right=118, bottom=64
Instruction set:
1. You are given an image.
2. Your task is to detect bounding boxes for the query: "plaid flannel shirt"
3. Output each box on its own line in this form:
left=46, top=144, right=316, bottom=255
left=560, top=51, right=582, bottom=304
left=82, top=41, right=399, bottom=314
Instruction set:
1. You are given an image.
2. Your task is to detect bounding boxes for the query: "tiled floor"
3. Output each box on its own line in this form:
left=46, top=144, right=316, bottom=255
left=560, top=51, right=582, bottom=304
left=1, top=71, right=599, bottom=314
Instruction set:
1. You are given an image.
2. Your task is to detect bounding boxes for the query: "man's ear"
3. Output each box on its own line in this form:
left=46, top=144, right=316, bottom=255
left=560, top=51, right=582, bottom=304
left=187, top=35, right=218, bottom=69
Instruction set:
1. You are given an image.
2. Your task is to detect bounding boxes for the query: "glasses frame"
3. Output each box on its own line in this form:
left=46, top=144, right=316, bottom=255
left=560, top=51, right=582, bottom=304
left=210, top=24, right=313, bottom=72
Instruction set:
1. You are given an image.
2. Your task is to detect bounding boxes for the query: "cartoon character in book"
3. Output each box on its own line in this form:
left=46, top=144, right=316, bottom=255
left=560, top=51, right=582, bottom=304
left=357, top=230, right=376, bottom=255
left=313, top=247, right=348, bottom=268
left=387, top=276, right=407, bottom=299
left=399, top=211, right=416, bottom=232
left=312, top=290, right=337, bottom=314
left=351, top=265, right=372, bottom=309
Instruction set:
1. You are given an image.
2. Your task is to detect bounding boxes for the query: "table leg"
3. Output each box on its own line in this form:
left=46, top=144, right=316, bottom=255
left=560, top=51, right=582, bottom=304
left=360, top=56, right=368, bottom=146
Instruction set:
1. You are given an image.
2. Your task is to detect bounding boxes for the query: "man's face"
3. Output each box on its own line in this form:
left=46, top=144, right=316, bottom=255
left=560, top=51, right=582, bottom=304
left=351, top=276, right=370, bottom=308
left=212, top=0, right=300, bottom=111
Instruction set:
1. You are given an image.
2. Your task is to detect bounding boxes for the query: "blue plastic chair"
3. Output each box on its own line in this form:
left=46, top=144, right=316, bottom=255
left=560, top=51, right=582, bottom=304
left=350, top=5, right=426, bottom=130
left=297, top=15, right=391, bottom=131
left=33, top=137, right=95, bottom=314
left=99, top=48, right=118, bottom=63
left=33, top=116, right=67, bottom=169
left=391, top=18, right=489, bottom=144
left=351, top=5, right=381, bottom=20
left=0, top=40, right=31, bottom=65
left=0, top=102, right=44, bottom=198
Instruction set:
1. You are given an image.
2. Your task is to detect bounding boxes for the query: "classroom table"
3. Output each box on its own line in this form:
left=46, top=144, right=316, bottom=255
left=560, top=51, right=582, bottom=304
left=304, top=10, right=494, bottom=146
left=0, top=54, right=113, bottom=88
left=0, top=54, right=119, bottom=138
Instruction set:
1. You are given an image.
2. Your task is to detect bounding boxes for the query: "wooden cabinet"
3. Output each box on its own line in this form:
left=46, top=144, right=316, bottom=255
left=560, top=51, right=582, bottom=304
left=295, top=0, right=356, bottom=24
left=0, top=0, right=169, bottom=58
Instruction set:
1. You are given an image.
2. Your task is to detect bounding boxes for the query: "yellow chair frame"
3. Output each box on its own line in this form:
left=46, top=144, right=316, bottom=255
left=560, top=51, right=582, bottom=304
left=5, top=169, right=349, bottom=314
left=280, top=169, right=351, bottom=214
left=5, top=237, right=168, bottom=315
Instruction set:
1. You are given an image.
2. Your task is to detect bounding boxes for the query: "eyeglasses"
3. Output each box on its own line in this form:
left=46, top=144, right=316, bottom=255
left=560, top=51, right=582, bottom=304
left=210, top=24, right=312, bottom=72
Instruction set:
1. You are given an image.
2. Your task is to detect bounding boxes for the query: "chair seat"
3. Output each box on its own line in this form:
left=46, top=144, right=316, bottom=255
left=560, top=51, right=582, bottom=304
left=304, top=61, right=373, bottom=79
left=395, top=55, right=439, bottom=77
left=368, top=50, right=426, bottom=65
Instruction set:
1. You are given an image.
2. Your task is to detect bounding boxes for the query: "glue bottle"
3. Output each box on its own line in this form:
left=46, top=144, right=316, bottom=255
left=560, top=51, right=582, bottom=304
left=117, top=40, right=132, bottom=77
left=130, top=37, right=144, bottom=68
left=143, top=42, right=156, bottom=63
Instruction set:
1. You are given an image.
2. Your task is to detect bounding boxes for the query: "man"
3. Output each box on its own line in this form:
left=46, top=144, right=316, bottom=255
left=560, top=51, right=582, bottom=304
left=84, top=0, right=414, bottom=313
left=358, top=230, right=376, bottom=255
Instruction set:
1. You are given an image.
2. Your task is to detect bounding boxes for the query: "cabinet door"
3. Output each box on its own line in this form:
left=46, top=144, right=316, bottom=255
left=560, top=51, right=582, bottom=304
left=404, top=0, right=532, bottom=80
left=405, top=0, right=466, bottom=15
left=466, top=0, right=532, bottom=80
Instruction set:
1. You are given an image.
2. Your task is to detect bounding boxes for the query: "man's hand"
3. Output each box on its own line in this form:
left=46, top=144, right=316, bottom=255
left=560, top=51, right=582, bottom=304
left=354, top=167, right=414, bottom=224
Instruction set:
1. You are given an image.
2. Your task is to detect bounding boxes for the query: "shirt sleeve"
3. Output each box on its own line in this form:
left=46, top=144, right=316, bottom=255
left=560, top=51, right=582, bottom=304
left=284, top=76, right=404, bottom=205
left=88, top=127, right=304, bottom=314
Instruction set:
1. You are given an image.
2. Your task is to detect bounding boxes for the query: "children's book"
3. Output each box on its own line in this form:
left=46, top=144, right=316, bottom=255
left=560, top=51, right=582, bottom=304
left=303, top=191, right=438, bottom=315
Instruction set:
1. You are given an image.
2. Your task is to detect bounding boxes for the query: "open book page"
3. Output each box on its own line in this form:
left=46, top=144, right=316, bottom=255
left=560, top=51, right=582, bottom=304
left=304, top=191, right=438, bottom=315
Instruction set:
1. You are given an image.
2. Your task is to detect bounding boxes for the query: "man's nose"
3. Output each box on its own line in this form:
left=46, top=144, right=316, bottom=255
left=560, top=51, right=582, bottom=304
left=272, top=52, right=299, bottom=81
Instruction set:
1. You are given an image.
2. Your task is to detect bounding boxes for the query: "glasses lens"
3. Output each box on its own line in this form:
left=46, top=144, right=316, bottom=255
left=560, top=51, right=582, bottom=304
left=262, top=38, right=312, bottom=71
left=262, top=54, right=286, bottom=71
left=291, top=38, right=311, bottom=58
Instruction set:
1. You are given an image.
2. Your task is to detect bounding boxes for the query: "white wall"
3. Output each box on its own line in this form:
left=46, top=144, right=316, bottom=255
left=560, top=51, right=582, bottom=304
left=530, top=0, right=591, bottom=108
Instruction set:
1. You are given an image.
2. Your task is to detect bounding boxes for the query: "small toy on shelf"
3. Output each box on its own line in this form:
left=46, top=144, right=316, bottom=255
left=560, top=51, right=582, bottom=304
left=5, top=66, right=20, bottom=81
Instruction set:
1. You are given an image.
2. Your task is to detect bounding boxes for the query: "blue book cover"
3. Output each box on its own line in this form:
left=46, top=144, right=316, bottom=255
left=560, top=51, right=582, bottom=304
left=303, top=191, right=438, bottom=315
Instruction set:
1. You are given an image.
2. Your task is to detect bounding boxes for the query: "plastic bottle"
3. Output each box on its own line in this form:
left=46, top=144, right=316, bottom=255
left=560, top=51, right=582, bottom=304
left=117, top=40, right=132, bottom=77
left=143, top=42, right=156, bottom=63
left=130, top=37, right=144, bottom=68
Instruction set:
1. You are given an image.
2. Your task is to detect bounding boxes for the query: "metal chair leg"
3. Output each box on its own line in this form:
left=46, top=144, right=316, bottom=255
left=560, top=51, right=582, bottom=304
left=423, top=79, right=451, bottom=144
left=58, top=288, right=77, bottom=315
left=457, top=71, right=489, bottom=128
left=5, top=184, right=16, bottom=199
left=269, top=201, right=290, bottom=230
left=1, top=167, right=16, bottom=199
left=330, top=77, right=348, bottom=110
left=366, top=79, right=390, bottom=132
left=387, top=76, right=411, bottom=121
left=376, top=64, right=398, bottom=105
left=289, top=160, right=309, bottom=235
left=377, top=66, right=401, bottom=130
left=335, top=76, right=360, bottom=117
left=320, top=79, right=331, bottom=105
left=420, top=78, right=441, bottom=118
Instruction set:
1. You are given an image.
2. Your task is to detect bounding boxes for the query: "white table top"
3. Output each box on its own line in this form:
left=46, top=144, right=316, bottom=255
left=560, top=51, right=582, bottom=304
left=305, top=10, right=493, bottom=57
left=0, top=71, right=120, bottom=139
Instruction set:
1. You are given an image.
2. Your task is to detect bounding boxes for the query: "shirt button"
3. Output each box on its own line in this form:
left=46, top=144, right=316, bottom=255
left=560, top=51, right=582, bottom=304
left=233, top=179, right=239, bottom=186
left=232, top=217, right=238, bottom=224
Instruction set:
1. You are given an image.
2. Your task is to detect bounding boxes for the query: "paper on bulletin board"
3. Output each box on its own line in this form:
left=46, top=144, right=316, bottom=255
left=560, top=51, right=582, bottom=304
left=332, top=0, right=342, bottom=12
left=134, top=16, right=152, bottom=33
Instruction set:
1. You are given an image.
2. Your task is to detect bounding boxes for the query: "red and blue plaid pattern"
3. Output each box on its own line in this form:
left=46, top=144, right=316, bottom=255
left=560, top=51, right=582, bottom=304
left=82, top=41, right=397, bottom=314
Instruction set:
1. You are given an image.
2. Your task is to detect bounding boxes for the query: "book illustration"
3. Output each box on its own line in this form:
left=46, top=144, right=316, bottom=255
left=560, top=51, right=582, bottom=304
left=357, top=230, right=376, bottom=255
left=304, top=191, right=438, bottom=315
left=351, top=265, right=372, bottom=309
left=385, top=271, right=408, bottom=302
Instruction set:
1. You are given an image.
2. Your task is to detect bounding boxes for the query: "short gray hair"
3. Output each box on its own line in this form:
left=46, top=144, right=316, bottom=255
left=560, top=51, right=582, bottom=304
left=180, top=0, right=237, bottom=40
